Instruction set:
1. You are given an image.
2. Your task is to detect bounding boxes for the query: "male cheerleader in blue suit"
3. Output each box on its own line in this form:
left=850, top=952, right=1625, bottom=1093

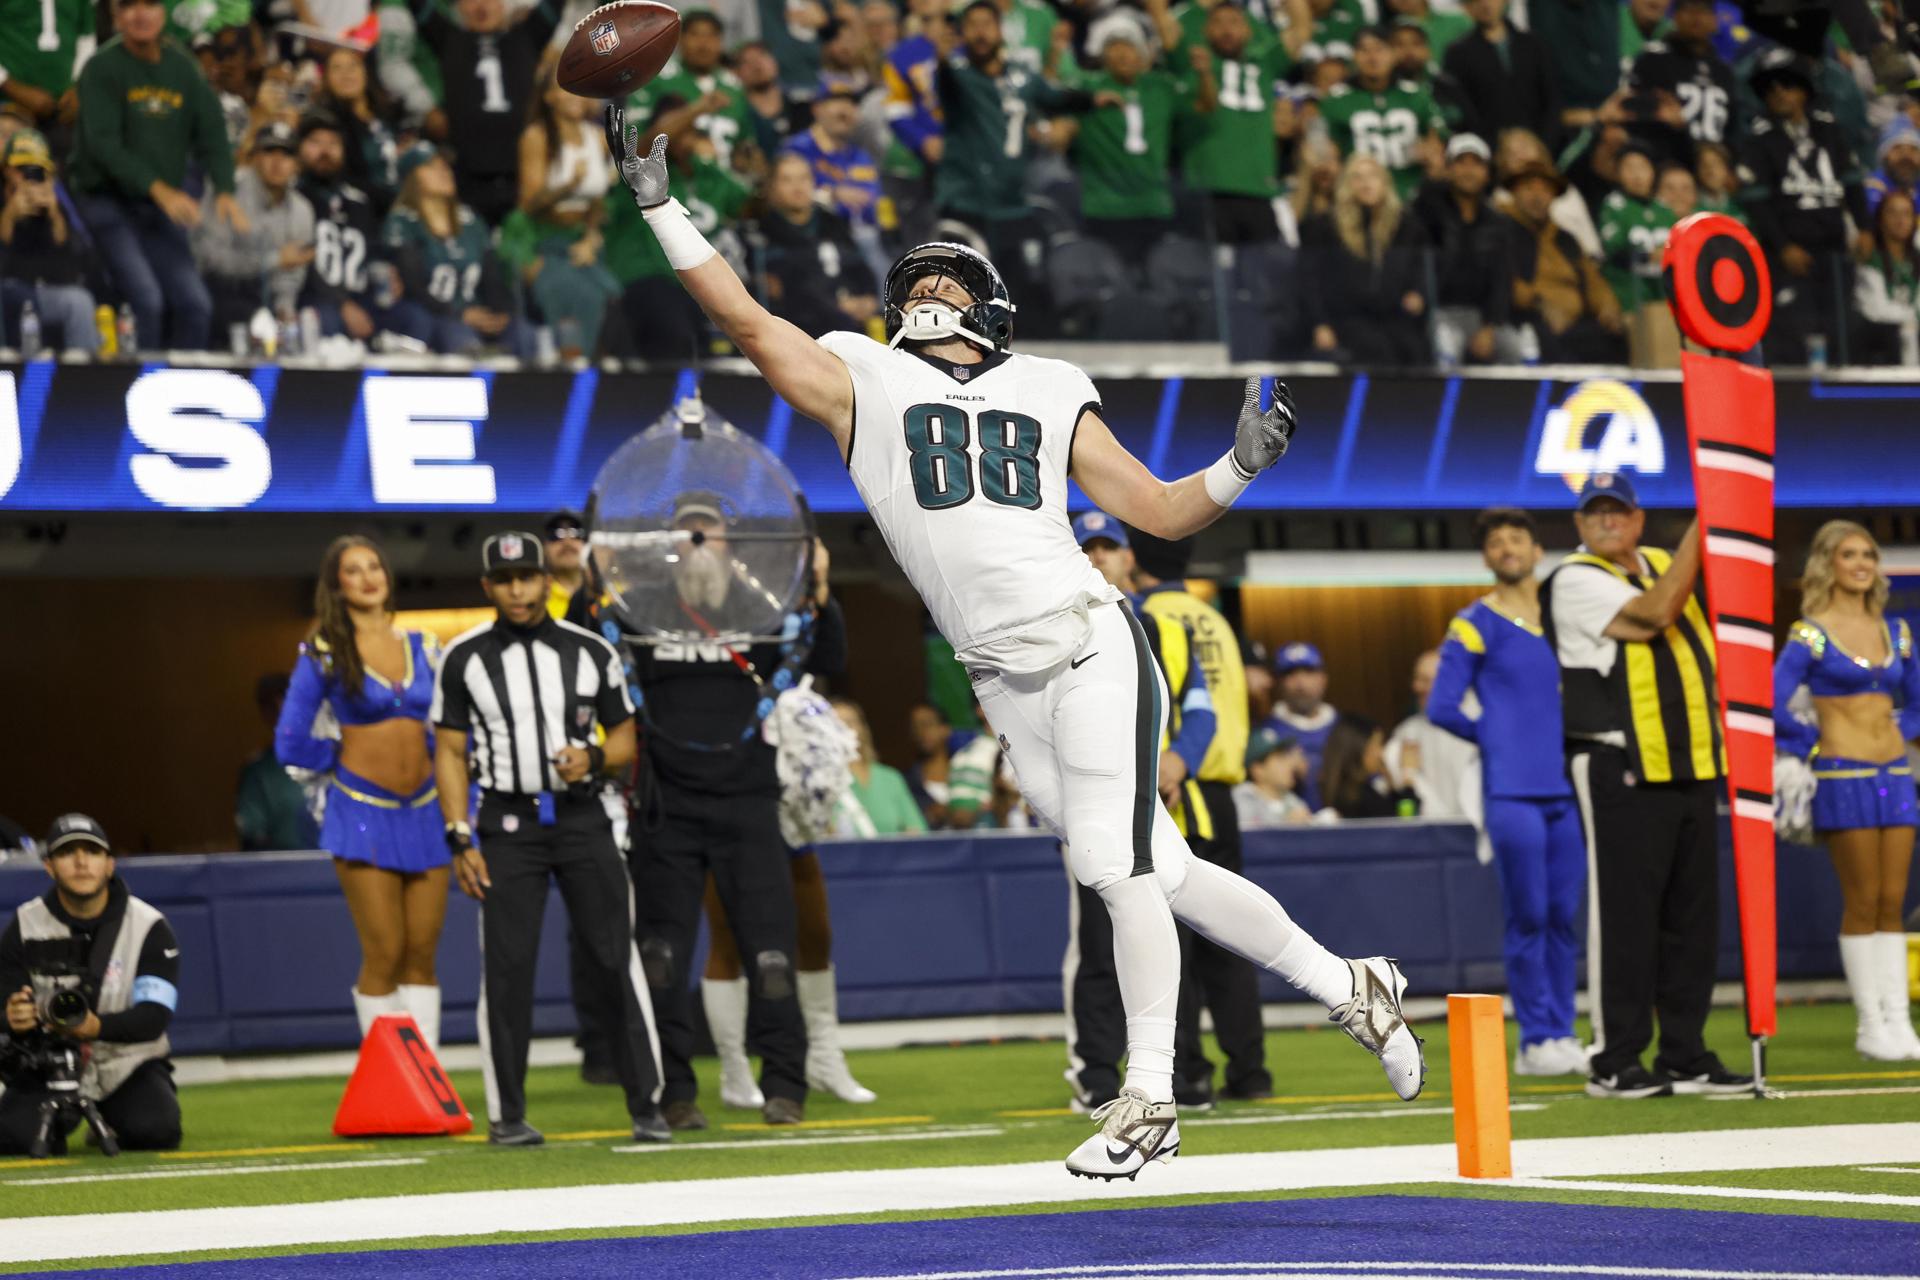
left=1428, top=508, right=1588, bottom=1076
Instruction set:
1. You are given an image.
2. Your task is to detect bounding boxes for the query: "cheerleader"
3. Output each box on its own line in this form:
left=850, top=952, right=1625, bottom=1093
left=276, top=536, right=449, bottom=1049
left=1774, top=521, right=1920, bottom=1061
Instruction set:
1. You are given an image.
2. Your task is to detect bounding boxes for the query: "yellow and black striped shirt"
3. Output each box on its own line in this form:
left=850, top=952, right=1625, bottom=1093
left=1541, top=546, right=1726, bottom=785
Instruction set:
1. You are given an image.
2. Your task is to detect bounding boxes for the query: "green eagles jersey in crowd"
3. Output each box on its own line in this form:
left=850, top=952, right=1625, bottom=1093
left=1318, top=78, right=1446, bottom=200
left=383, top=202, right=494, bottom=307
left=1169, top=0, right=1281, bottom=59
left=626, top=58, right=757, bottom=170
left=604, top=154, right=752, bottom=283
left=1179, top=45, right=1288, bottom=196
left=935, top=59, right=1081, bottom=222
left=1309, top=0, right=1368, bottom=48
left=1597, top=190, right=1675, bottom=309
left=998, top=0, right=1059, bottom=74
left=0, top=0, right=92, bottom=96
left=163, top=0, right=252, bottom=49
left=1071, top=69, right=1190, bottom=220
left=1419, top=8, right=1474, bottom=58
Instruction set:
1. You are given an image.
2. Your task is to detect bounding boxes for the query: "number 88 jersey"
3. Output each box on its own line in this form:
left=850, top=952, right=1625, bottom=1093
left=819, top=331, right=1122, bottom=672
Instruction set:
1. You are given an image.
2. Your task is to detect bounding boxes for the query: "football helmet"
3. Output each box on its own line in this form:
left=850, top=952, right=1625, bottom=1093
left=883, top=241, right=1016, bottom=352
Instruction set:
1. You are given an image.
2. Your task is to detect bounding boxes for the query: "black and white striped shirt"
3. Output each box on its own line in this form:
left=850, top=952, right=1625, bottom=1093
left=431, top=617, right=634, bottom=795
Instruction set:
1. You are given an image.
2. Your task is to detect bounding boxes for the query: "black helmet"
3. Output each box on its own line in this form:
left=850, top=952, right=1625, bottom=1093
left=883, top=242, right=1015, bottom=351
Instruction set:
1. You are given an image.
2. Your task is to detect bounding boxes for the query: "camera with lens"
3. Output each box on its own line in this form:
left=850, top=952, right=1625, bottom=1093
left=2, top=963, right=92, bottom=1081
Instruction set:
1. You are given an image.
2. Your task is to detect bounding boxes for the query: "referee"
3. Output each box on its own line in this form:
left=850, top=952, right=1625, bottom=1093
left=1539, top=474, right=1749, bottom=1100
left=433, top=531, right=668, bottom=1146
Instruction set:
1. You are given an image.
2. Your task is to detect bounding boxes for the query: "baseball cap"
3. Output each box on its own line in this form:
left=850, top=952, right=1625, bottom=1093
left=396, top=141, right=439, bottom=187
left=4, top=130, right=51, bottom=170
left=815, top=73, right=865, bottom=101
left=1879, top=116, right=1920, bottom=163
left=1575, top=471, right=1640, bottom=512
left=671, top=489, right=727, bottom=526
left=544, top=509, right=586, bottom=540
left=44, top=813, right=110, bottom=856
left=482, top=530, right=546, bottom=576
left=255, top=121, right=297, bottom=154
left=1071, top=511, right=1129, bottom=550
left=1245, top=726, right=1299, bottom=767
left=297, top=109, right=345, bottom=143
left=1446, top=133, right=1490, bottom=163
left=1274, top=641, right=1324, bottom=675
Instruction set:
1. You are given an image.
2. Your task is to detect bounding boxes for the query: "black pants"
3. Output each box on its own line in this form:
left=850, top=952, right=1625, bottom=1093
left=476, top=789, right=662, bottom=1125
left=0, top=1058, right=179, bottom=1155
left=1571, top=748, right=1721, bottom=1078
left=1208, top=193, right=1280, bottom=246
left=1085, top=216, right=1173, bottom=269
left=1174, top=781, right=1270, bottom=1095
left=635, top=786, right=807, bottom=1105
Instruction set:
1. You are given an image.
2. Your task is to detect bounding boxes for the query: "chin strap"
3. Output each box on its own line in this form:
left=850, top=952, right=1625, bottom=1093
left=888, top=301, right=997, bottom=352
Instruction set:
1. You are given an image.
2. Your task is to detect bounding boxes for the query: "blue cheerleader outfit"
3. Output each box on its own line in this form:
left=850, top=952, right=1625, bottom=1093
left=1773, top=618, right=1920, bottom=833
left=274, top=630, right=448, bottom=871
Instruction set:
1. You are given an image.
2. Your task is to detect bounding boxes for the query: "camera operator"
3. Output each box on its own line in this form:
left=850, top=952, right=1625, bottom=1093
left=0, top=815, right=181, bottom=1156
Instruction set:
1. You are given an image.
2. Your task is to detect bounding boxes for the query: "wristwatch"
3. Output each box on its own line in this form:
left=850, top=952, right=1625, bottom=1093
left=444, top=822, right=473, bottom=854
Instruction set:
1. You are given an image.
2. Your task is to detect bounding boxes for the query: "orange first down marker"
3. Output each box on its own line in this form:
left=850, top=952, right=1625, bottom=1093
left=1447, top=993, right=1511, bottom=1178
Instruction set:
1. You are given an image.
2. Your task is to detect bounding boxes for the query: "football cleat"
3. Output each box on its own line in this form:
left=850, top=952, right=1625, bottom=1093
left=1065, top=1087, right=1179, bottom=1181
left=1329, top=956, right=1426, bottom=1101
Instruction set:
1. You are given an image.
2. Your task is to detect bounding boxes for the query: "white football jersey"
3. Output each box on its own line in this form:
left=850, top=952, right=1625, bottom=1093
left=818, top=331, right=1122, bottom=672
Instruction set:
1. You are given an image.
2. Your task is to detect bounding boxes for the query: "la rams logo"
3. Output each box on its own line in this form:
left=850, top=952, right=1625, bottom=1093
left=591, top=20, right=620, bottom=54
left=1533, top=378, right=1665, bottom=494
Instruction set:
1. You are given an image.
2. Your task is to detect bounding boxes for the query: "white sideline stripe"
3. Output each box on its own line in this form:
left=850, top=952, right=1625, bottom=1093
left=613, top=1127, right=1002, bottom=1153
left=2, top=1123, right=1916, bottom=1264
left=0, top=1157, right=425, bottom=1187
left=1184, top=1105, right=1548, bottom=1129
left=1507, top=1177, right=1920, bottom=1209
left=1858, top=1166, right=1920, bottom=1174
left=1715, top=623, right=1774, bottom=652
left=1706, top=537, right=1774, bottom=567
left=834, top=1267, right=1918, bottom=1280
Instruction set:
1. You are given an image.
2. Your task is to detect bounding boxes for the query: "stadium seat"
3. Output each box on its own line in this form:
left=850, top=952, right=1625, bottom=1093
left=1146, top=236, right=1220, bottom=342
left=1223, top=241, right=1306, bottom=362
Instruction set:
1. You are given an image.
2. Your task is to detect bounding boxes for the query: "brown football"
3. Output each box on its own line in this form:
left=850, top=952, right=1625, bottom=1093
left=557, top=1, right=682, bottom=100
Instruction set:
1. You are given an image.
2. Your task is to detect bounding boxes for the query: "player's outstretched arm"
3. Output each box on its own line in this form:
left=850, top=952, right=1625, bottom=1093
left=606, top=108, right=854, bottom=449
left=1071, top=377, right=1296, bottom=540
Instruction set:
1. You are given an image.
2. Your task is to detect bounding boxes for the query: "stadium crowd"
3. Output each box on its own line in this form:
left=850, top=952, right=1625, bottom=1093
left=2, top=0, right=1919, bottom=364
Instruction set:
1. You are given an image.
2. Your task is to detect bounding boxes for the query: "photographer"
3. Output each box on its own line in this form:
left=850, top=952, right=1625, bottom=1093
left=0, top=815, right=181, bottom=1156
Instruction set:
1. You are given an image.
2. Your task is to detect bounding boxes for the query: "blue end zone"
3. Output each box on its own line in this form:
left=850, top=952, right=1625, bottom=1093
left=37, top=1196, right=1920, bottom=1279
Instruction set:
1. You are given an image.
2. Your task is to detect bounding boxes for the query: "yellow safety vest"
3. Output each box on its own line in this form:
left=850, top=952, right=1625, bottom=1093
left=1141, top=587, right=1249, bottom=785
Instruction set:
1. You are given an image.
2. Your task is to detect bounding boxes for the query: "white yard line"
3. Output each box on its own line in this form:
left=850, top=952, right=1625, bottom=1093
left=1186, top=1104, right=1547, bottom=1128
left=1, top=1122, right=1915, bottom=1265
left=1858, top=1166, right=1920, bottom=1175
left=614, top=1127, right=1002, bottom=1153
left=1709, top=1085, right=1920, bottom=1101
left=0, top=1157, right=425, bottom=1188
left=1506, top=1177, right=1920, bottom=1209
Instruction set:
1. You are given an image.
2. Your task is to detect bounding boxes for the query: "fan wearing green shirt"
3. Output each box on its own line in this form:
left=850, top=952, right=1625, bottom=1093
left=605, top=94, right=754, bottom=356
left=1596, top=141, right=1673, bottom=312
left=1384, top=0, right=1472, bottom=61
left=1305, top=0, right=1367, bottom=48
left=832, top=699, right=928, bottom=836
left=1049, top=18, right=1214, bottom=263
left=0, top=0, right=92, bottom=130
left=1316, top=25, right=1446, bottom=201
left=624, top=10, right=758, bottom=172
left=1177, top=2, right=1293, bottom=244
left=1161, top=0, right=1307, bottom=62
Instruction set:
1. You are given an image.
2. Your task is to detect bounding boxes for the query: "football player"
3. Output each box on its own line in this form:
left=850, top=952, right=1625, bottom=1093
left=605, top=108, right=1425, bottom=1180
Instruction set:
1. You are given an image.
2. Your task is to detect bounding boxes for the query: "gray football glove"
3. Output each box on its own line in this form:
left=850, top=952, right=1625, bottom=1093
left=1231, top=376, right=1296, bottom=477
left=604, top=103, right=670, bottom=210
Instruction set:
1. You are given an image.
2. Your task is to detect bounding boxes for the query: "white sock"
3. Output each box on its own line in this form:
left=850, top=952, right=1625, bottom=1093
left=1097, top=874, right=1180, bottom=1103
left=351, top=987, right=402, bottom=1039
left=1169, top=857, right=1353, bottom=1010
left=397, top=984, right=442, bottom=1054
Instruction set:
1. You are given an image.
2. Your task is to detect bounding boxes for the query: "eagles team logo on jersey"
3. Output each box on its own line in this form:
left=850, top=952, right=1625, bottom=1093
left=591, top=20, right=621, bottom=54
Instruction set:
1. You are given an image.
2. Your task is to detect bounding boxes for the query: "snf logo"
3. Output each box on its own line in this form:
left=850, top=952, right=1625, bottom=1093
left=1532, top=378, right=1666, bottom=494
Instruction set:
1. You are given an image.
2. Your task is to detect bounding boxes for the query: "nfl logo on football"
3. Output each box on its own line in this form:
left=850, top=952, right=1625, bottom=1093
left=591, top=20, right=620, bottom=54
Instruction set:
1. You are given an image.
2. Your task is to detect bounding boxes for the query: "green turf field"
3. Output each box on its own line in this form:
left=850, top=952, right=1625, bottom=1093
left=3, top=1001, right=1917, bottom=1271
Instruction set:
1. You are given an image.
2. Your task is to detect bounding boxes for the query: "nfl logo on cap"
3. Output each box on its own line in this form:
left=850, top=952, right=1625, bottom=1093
left=499, top=534, right=524, bottom=560
left=591, top=19, right=620, bottom=53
